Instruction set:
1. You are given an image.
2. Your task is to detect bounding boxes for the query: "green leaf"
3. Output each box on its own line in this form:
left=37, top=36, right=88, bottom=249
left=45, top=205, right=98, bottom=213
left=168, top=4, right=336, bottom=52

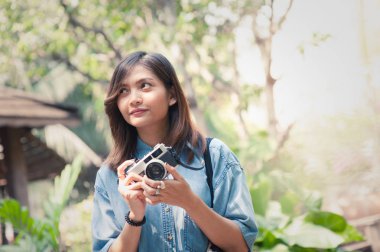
left=304, top=211, right=346, bottom=232
left=0, top=156, right=82, bottom=251
left=303, top=191, right=323, bottom=211
left=44, top=155, right=82, bottom=222
left=262, top=229, right=280, bottom=248
left=280, top=191, right=300, bottom=216
left=288, top=245, right=319, bottom=252
left=250, top=174, right=273, bottom=216
left=280, top=220, right=344, bottom=248
left=338, top=223, right=364, bottom=243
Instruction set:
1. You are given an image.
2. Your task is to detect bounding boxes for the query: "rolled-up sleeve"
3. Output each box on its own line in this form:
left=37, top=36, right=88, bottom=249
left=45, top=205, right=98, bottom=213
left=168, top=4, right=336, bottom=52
left=92, top=171, right=121, bottom=252
left=210, top=140, right=258, bottom=249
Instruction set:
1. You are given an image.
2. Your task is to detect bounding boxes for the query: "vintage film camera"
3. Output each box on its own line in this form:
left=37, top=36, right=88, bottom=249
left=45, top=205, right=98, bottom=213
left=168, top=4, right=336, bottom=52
left=125, top=143, right=178, bottom=180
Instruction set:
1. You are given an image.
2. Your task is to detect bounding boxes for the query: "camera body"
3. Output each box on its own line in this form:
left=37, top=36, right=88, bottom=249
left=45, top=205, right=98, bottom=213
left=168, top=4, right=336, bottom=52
left=125, top=143, right=178, bottom=180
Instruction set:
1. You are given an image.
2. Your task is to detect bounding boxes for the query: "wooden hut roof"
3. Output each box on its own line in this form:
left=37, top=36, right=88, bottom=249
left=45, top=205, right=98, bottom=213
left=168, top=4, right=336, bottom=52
left=0, top=87, right=84, bottom=210
left=0, top=87, right=80, bottom=127
left=22, top=129, right=67, bottom=181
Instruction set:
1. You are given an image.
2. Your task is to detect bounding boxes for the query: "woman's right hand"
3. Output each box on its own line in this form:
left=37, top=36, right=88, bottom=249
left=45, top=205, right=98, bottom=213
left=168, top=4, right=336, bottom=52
left=117, top=160, right=146, bottom=221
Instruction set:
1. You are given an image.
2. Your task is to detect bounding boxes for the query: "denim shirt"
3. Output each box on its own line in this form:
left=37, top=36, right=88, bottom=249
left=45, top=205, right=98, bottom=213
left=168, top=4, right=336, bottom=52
left=92, top=138, right=258, bottom=252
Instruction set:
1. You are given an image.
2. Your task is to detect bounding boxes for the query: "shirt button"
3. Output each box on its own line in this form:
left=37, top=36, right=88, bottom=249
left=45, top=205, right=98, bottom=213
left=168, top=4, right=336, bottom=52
left=167, top=234, right=173, bottom=240
left=165, top=207, right=170, bottom=212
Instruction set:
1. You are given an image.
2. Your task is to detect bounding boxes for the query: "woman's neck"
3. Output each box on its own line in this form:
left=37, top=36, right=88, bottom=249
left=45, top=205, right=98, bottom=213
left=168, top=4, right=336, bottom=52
left=137, top=126, right=168, bottom=147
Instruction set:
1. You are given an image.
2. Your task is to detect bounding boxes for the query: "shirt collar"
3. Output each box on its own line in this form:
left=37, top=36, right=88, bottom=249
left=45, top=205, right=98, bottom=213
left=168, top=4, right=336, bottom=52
left=136, top=137, right=153, bottom=159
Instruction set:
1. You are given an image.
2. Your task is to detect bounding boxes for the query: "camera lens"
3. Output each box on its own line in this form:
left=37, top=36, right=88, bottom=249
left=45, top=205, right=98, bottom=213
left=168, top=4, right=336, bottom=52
left=145, top=162, right=166, bottom=180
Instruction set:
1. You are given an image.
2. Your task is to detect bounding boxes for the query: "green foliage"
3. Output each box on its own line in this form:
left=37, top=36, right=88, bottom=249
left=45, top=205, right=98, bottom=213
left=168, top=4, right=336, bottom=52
left=64, top=83, right=111, bottom=154
left=298, top=32, right=332, bottom=55
left=59, top=196, right=92, bottom=252
left=239, top=84, right=264, bottom=111
left=44, top=156, right=82, bottom=234
left=279, top=191, right=299, bottom=217
left=249, top=174, right=272, bottom=216
left=240, top=131, right=274, bottom=170
left=280, top=219, right=344, bottom=248
left=250, top=172, right=364, bottom=251
left=0, top=156, right=82, bottom=251
left=304, top=211, right=346, bottom=233
left=0, top=199, right=56, bottom=251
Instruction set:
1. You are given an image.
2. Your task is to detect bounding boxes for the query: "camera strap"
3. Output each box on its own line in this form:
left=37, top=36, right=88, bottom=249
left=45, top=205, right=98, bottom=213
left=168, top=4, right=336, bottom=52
left=204, top=137, right=214, bottom=208
left=172, top=138, right=214, bottom=205
left=204, top=137, right=223, bottom=252
left=176, top=160, right=204, bottom=170
left=172, top=142, right=205, bottom=170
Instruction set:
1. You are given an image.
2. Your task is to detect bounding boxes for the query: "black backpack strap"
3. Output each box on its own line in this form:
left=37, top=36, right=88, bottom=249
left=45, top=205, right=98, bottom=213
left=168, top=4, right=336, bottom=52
left=204, top=137, right=214, bottom=208
left=204, top=137, right=224, bottom=252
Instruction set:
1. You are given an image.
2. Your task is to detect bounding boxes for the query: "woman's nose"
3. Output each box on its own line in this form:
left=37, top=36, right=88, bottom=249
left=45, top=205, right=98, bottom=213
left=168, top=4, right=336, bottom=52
left=130, top=90, right=142, bottom=105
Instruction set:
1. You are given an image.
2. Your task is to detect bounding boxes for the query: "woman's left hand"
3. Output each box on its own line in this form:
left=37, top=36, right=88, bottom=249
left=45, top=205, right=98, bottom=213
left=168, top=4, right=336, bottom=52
left=141, top=163, right=196, bottom=208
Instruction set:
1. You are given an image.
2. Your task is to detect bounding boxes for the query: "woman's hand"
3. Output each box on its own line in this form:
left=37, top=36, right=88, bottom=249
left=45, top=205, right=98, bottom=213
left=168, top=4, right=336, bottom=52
left=117, top=160, right=146, bottom=220
left=141, top=163, right=197, bottom=209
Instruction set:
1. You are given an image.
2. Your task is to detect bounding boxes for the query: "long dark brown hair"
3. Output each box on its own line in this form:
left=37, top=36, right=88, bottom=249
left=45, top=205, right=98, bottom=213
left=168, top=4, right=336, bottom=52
left=104, top=51, right=205, bottom=169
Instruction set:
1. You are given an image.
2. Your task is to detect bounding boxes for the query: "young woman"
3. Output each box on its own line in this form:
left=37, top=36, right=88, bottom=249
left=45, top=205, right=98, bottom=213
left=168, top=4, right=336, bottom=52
left=92, top=51, right=257, bottom=252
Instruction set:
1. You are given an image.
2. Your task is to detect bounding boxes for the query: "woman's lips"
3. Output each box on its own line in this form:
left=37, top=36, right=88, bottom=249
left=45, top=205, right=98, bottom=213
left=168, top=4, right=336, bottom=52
left=130, top=108, right=148, bottom=116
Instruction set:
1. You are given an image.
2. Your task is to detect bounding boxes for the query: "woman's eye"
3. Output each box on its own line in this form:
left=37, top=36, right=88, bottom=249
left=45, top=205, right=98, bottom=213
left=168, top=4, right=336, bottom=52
left=141, top=83, right=152, bottom=90
left=119, top=88, right=129, bottom=94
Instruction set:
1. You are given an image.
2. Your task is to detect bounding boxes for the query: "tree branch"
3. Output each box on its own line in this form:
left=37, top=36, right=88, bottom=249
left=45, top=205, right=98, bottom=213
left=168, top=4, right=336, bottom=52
left=251, top=9, right=263, bottom=45
left=59, top=0, right=123, bottom=60
left=276, top=0, right=294, bottom=32
left=268, top=122, right=295, bottom=162
left=270, top=0, right=276, bottom=35
left=51, top=53, right=108, bottom=84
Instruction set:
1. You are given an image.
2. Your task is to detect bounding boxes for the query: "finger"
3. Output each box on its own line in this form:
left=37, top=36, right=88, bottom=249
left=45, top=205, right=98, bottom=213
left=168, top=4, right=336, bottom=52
left=130, top=191, right=145, bottom=201
left=141, top=179, right=159, bottom=196
left=124, top=181, right=142, bottom=190
left=159, top=180, right=166, bottom=190
left=144, top=194, right=161, bottom=205
left=118, top=186, right=144, bottom=201
left=118, top=180, right=142, bottom=193
left=124, top=173, right=143, bottom=185
left=117, top=159, right=135, bottom=179
left=165, top=163, right=183, bottom=181
left=142, top=176, right=163, bottom=189
left=143, top=189, right=160, bottom=198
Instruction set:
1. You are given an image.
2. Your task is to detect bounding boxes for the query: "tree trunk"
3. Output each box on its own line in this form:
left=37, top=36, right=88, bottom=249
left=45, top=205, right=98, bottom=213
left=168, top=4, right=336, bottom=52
left=259, top=37, right=278, bottom=138
left=266, top=71, right=277, bottom=139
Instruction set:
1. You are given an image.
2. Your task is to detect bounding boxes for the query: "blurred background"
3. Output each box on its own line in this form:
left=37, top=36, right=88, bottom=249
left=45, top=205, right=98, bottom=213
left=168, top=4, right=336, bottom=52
left=0, top=0, right=379, bottom=251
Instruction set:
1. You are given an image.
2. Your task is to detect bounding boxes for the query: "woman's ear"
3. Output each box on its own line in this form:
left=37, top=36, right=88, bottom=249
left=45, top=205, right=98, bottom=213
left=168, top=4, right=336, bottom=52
left=168, top=88, right=177, bottom=106
left=169, top=97, right=177, bottom=106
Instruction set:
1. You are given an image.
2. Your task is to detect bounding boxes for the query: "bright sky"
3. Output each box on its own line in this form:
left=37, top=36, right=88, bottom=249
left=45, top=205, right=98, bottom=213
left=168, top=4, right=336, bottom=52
left=236, top=0, right=380, bottom=128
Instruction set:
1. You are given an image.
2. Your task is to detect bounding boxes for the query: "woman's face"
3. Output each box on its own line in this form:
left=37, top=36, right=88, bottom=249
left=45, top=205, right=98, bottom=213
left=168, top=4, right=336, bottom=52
left=117, top=65, right=176, bottom=135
